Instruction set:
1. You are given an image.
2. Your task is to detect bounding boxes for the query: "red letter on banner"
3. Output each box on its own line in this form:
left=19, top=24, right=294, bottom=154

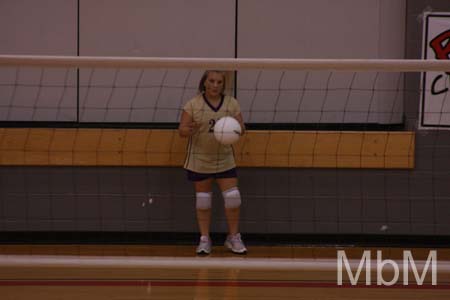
left=429, top=29, right=450, bottom=60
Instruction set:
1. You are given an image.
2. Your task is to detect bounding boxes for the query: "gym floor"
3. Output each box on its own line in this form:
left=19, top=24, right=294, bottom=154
left=0, top=244, right=449, bottom=299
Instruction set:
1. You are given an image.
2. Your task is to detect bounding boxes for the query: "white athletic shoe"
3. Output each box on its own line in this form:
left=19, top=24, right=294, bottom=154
left=224, top=233, right=247, bottom=254
left=196, top=235, right=212, bottom=255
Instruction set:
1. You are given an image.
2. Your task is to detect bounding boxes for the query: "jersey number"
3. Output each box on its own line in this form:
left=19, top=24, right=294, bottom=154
left=208, top=119, right=216, bottom=133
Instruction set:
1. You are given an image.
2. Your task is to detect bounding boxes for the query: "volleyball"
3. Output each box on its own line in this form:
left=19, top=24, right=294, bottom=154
left=214, top=116, right=242, bottom=145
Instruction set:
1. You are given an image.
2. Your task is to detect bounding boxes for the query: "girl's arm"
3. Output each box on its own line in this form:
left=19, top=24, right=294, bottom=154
left=178, top=110, right=200, bottom=137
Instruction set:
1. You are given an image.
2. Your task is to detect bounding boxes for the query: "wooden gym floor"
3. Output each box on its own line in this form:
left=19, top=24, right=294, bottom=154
left=0, top=244, right=449, bottom=299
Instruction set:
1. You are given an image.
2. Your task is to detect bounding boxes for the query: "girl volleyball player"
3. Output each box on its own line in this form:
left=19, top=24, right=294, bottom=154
left=178, top=70, right=247, bottom=255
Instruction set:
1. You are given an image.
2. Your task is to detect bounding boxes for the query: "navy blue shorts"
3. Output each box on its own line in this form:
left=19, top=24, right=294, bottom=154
left=186, top=168, right=237, bottom=182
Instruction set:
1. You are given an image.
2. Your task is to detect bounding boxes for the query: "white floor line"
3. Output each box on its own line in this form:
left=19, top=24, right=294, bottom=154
left=0, top=254, right=449, bottom=272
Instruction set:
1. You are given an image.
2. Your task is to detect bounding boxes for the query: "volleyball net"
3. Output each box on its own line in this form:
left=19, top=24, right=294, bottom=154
left=0, top=55, right=449, bottom=241
left=1, top=55, right=449, bottom=127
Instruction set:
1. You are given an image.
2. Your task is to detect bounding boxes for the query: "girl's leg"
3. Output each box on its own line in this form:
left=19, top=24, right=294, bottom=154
left=217, top=177, right=247, bottom=254
left=216, top=177, right=240, bottom=235
left=194, top=178, right=214, bottom=237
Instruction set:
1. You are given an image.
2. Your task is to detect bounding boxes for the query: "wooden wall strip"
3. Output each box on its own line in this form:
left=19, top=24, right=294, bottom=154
left=0, top=128, right=414, bottom=168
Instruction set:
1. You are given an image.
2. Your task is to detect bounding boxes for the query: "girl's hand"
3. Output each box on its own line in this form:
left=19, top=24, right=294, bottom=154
left=185, top=121, right=201, bottom=136
left=179, top=111, right=201, bottom=137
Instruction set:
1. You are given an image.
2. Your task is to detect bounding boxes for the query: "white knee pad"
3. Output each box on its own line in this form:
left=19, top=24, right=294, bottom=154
left=222, top=187, right=241, bottom=209
left=196, top=192, right=212, bottom=210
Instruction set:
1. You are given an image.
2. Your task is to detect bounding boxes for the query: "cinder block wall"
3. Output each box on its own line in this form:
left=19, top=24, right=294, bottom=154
left=0, top=0, right=449, bottom=237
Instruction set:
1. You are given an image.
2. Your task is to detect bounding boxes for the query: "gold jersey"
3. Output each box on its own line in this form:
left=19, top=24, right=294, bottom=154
left=183, top=93, right=241, bottom=173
